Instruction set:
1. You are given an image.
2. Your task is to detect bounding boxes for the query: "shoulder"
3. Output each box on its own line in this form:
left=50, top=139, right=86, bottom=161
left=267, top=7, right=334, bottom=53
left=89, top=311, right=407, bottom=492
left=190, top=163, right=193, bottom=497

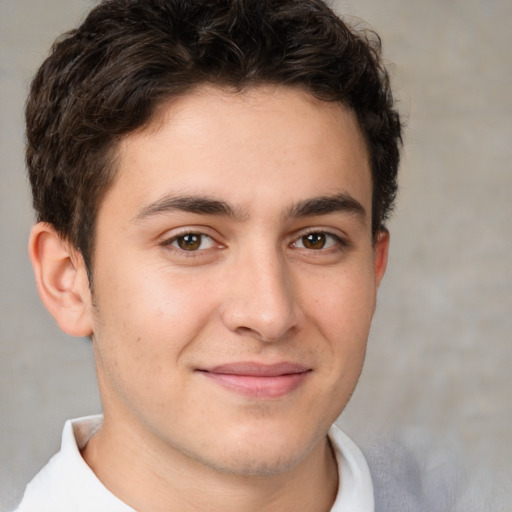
left=12, top=416, right=134, bottom=512
left=361, top=434, right=463, bottom=512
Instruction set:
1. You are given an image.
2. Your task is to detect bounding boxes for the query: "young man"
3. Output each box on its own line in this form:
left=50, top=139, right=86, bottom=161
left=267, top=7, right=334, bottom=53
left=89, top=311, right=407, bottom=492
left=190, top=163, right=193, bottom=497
left=16, top=0, right=401, bottom=510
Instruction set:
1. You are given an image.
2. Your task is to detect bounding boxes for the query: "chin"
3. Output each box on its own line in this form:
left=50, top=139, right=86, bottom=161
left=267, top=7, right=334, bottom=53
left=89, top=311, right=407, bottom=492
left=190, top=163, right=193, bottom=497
left=191, top=427, right=321, bottom=478
left=202, top=448, right=307, bottom=478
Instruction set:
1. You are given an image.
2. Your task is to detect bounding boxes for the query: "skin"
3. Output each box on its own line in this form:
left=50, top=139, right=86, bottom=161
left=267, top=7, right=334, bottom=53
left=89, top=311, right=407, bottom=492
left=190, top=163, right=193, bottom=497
left=30, top=85, right=388, bottom=512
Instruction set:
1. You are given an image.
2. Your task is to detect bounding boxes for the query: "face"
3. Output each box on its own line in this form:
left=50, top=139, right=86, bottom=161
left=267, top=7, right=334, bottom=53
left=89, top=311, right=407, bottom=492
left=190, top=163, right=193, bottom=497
left=87, top=85, right=388, bottom=476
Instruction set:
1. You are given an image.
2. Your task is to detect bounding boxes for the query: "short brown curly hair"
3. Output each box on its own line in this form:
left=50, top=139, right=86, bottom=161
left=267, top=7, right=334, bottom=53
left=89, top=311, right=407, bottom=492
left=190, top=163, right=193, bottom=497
left=26, top=0, right=402, bottom=272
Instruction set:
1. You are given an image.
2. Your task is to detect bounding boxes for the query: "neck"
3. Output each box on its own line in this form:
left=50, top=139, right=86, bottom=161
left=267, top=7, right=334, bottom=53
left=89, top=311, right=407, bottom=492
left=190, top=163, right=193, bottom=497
left=82, top=415, right=338, bottom=512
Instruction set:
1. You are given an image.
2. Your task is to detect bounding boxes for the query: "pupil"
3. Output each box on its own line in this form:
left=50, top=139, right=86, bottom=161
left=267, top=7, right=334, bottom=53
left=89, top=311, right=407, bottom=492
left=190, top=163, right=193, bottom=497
left=304, top=233, right=325, bottom=249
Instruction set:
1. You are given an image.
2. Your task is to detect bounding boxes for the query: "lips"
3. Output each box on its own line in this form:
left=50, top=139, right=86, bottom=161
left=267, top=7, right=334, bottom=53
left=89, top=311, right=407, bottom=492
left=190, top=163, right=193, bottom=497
left=197, top=362, right=311, bottom=399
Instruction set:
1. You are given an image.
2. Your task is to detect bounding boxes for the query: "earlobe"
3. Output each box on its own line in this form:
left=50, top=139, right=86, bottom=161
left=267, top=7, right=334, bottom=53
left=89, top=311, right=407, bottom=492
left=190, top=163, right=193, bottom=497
left=28, top=223, right=93, bottom=337
left=373, top=229, right=390, bottom=289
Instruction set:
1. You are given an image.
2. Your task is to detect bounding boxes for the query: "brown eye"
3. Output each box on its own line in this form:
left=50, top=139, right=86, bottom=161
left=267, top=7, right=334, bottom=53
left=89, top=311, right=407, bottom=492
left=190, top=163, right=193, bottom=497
left=177, top=234, right=201, bottom=250
left=170, top=233, right=214, bottom=251
left=292, top=231, right=343, bottom=251
left=302, top=233, right=327, bottom=250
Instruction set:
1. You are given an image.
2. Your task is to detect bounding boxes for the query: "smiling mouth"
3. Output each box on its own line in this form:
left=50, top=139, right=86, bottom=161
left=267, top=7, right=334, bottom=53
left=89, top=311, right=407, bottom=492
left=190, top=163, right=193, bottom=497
left=196, top=362, right=312, bottom=399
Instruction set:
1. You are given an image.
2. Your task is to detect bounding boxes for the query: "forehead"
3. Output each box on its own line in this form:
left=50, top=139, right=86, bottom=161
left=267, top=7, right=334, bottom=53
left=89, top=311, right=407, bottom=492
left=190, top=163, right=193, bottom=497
left=105, top=85, right=372, bottom=220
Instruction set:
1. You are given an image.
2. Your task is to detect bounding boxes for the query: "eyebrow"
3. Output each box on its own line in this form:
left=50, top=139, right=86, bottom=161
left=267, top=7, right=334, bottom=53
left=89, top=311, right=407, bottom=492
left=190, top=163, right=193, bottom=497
left=133, top=194, right=247, bottom=221
left=287, top=193, right=367, bottom=222
left=133, top=191, right=366, bottom=223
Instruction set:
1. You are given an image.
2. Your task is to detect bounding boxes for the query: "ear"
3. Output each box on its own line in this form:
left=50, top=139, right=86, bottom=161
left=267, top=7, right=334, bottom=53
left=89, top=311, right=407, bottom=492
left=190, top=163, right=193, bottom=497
left=373, top=229, right=390, bottom=290
left=28, top=223, right=93, bottom=337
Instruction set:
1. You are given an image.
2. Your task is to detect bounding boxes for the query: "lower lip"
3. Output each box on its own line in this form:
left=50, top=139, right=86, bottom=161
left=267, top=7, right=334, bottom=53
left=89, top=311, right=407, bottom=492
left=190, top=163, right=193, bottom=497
left=199, top=371, right=310, bottom=399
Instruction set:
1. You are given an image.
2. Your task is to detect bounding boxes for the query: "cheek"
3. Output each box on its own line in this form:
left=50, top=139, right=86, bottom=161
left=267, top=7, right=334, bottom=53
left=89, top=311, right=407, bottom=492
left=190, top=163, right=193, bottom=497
left=90, top=270, right=220, bottom=424
left=90, top=264, right=217, bottom=385
left=294, top=265, right=376, bottom=425
left=302, top=264, right=376, bottom=405
left=306, top=265, right=376, bottom=344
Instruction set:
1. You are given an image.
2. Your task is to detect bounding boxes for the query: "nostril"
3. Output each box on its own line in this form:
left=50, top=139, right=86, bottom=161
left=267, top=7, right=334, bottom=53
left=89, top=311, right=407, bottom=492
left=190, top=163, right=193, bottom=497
left=233, top=321, right=298, bottom=343
left=235, top=326, right=257, bottom=337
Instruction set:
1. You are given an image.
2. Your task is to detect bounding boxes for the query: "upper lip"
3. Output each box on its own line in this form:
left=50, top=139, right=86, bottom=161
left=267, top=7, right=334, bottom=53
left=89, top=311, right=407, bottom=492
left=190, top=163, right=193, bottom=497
left=198, top=362, right=311, bottom=377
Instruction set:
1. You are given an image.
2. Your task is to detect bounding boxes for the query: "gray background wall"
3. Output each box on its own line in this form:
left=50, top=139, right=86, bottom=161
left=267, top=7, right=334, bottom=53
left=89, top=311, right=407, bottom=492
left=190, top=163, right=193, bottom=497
left=1, top=0, right=510, bottom=510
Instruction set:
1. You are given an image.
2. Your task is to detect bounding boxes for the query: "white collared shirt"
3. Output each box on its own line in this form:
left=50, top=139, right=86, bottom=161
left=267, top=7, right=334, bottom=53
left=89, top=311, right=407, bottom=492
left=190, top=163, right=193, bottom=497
left=14, top=415, right=374, bottom=511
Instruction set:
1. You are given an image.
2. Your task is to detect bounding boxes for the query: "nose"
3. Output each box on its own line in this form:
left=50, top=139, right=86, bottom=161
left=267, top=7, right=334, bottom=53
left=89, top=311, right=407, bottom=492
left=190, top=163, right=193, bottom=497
left=220, top=249, right=300, bottom=342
